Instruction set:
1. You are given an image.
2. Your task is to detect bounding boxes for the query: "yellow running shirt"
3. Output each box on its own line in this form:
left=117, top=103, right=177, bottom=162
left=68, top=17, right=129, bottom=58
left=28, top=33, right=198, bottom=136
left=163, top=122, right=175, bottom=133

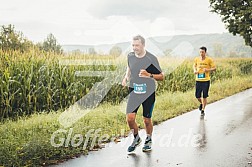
left=194, top=56, right=215, bottom=81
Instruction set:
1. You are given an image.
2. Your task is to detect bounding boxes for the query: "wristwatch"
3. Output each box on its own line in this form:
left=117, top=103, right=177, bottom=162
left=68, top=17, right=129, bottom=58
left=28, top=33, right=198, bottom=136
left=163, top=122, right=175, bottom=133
left=150, top=74, right=154, bottom=78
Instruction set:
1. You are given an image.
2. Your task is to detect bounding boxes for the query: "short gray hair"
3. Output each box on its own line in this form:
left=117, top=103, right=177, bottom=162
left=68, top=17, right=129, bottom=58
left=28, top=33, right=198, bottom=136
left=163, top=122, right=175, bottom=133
left=133, top=35, right=145, bottom=45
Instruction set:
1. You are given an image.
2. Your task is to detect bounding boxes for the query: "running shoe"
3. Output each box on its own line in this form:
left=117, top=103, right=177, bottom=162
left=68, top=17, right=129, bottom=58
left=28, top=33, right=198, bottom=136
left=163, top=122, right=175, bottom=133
left=142, top=138, right=152, bottom=152
left=201, top=110, right=205, bottom=116
left=199, top=103, right=203, bottom=111
left=128, top=137, right=142, bottom=153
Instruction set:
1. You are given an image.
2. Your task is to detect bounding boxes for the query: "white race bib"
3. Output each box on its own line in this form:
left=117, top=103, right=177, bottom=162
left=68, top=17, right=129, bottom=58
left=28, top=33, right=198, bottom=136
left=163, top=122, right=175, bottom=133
left=133, top=83, right=147, bottom=94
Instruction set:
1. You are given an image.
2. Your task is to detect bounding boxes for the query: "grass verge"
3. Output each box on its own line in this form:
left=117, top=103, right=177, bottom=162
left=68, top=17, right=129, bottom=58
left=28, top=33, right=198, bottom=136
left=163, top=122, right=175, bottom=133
left=0, top=76, right=252, bottom=166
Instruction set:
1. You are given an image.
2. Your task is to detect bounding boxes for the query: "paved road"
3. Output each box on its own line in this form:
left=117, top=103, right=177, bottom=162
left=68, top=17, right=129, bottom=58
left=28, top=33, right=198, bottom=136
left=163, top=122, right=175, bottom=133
left=54, top=88, right=252, bottom=167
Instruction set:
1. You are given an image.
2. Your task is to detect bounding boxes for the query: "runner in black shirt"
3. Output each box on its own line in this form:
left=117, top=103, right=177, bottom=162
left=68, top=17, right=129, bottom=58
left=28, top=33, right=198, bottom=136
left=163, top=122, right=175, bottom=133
left=122, top=35, right=164, bottom=153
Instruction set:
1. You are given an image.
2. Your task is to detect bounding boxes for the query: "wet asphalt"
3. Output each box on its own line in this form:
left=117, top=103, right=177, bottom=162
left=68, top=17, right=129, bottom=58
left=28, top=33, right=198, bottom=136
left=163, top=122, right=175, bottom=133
left=54, top=88, right=252, bottom=167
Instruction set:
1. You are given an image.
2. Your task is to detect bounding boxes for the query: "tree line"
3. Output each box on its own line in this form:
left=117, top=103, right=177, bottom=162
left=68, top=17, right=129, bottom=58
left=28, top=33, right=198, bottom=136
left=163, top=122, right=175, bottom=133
left=0, top=24, right=63, bottom=54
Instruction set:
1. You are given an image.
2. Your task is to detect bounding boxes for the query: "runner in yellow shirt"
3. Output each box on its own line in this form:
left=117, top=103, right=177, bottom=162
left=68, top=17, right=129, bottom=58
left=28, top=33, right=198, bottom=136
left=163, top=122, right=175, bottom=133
left=193, top=46, right=216, bottom=116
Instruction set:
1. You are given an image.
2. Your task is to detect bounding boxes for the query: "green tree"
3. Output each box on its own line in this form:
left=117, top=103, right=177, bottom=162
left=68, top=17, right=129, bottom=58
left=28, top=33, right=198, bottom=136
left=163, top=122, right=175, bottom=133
left=72, top=49, right=82, bottom=55
left=88, top=47, right=97, bottom=55
left=164, top=49, right=172, bottom=57
left=209, top=0, right=252, bottom=47
left=0, top=24, right=33, bottom=52
left=40, top=33, right=63, bottom=54
left=213, top=43, right=225, bottom=57
left=228, top=50, right=238, bottom=57
left=109, top=46, right=122, bottom=57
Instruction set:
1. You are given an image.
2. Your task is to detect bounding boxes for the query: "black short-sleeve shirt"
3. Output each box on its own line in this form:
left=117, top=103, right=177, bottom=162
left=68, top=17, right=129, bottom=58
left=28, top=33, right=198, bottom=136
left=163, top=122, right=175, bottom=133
left=128, top=51, right=162, bottom=93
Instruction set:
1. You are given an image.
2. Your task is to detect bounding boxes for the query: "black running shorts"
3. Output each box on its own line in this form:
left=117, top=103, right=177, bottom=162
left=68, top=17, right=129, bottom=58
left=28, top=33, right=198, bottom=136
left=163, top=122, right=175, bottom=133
left=195, top=81, right=210, bottom=98
left=126, top=88, right=155, bottom=118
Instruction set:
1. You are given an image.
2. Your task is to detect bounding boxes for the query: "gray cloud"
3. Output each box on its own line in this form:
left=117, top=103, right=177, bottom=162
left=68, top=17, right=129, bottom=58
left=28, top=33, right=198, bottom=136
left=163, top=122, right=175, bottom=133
left=0, top=0, right=225, bottom=45
left=87, top=0, right=175, bottom=19
left=86, top=0, right=211, bottom=20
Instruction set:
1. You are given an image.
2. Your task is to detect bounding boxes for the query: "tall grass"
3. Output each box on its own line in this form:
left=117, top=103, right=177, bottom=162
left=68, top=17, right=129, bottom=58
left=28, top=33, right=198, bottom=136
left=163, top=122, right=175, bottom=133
left=1, top=50, right=252, bottom=119
left=0, top=50, right=119, bottom=119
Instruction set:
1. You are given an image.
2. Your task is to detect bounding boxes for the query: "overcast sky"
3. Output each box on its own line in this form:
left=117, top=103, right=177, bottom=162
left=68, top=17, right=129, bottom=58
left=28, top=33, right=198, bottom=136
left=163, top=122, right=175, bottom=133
left=0, top=0, right=227, bottom=45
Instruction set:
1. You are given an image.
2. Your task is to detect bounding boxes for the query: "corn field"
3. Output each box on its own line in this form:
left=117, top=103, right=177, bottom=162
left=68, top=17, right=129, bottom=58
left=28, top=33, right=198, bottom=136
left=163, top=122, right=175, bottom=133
left=1, top=50, right=252, bottom=119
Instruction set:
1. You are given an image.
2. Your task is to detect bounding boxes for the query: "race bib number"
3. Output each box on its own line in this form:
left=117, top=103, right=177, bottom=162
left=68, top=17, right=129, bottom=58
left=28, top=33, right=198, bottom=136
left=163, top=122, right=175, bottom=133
left=133, top=83, right=147, bottom=94
left=198, top=73, right=206, bottom=79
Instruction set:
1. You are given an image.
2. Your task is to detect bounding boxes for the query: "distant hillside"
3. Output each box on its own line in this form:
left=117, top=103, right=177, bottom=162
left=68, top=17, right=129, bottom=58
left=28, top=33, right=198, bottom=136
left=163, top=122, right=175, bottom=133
left=62, top=33, right=252, bottom=57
